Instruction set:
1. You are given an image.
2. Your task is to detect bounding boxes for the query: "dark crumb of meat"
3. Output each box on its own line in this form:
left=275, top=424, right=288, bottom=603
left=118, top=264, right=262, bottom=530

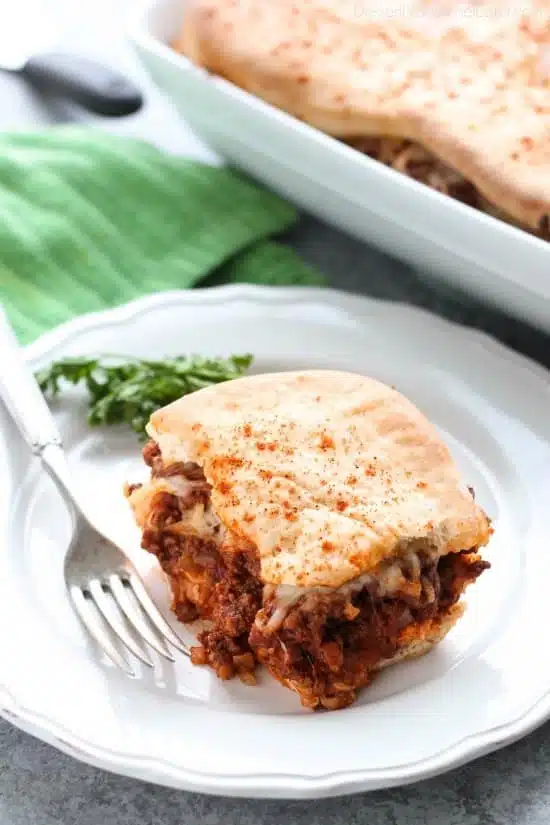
left=163, top=461, right=206, bottom=481
left=175, top=599, right=199, bottom=623
left=142, top=439, right=161, bottom=467
left=144, top=442, right=212, bottom=510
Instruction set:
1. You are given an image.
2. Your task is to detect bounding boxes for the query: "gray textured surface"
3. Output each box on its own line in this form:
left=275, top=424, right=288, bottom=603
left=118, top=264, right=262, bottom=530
left=2, top=718, right=550, bottom=825
left=2, top=1, right=550, bottom=822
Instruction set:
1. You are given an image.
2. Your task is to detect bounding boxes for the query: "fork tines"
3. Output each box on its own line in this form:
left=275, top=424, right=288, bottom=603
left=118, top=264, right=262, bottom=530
left=70, top=572, right=189, bottom=676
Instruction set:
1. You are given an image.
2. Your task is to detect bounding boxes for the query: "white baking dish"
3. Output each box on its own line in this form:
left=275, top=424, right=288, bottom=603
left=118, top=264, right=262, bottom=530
left=129, top=0, right=550, bottom=332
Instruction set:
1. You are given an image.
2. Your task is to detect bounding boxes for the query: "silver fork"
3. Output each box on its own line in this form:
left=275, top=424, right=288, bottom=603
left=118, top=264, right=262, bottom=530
left=0, top=307, right=190, bottom=676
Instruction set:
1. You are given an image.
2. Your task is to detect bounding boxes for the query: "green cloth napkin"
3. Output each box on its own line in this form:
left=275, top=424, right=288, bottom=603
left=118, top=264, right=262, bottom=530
left=0, top=128, right=325, bottom=343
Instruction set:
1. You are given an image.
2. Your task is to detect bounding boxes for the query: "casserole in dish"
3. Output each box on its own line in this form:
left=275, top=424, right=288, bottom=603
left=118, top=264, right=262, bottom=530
left=130, top=0, right=550, bottom=331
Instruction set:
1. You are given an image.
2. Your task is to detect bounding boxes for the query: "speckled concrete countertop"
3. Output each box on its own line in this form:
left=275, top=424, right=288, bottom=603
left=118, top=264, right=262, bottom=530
left=2, top=2, right=550, bottom=823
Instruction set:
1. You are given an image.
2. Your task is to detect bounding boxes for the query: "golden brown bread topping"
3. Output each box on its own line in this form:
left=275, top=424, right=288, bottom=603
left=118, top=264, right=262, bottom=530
left=147, top=371, right=491, bottom=589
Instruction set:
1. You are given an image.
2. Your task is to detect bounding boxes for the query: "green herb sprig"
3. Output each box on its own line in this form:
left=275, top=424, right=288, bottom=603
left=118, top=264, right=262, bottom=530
left=37, top=353, right=253, bottom=439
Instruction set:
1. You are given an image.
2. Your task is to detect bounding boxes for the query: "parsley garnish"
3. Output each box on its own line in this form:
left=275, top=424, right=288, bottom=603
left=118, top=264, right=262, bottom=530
left=37, top=353, right=253, bottom=439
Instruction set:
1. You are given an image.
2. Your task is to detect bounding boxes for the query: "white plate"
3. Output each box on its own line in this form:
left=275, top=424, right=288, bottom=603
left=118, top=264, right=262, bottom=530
left=2, top=285, right=550, bottom=799
left=129, top=0, right=550, bottom=334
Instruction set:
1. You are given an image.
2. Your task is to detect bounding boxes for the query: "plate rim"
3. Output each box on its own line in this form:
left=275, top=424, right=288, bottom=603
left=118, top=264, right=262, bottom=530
left=3, top=284, right=550, bottom=798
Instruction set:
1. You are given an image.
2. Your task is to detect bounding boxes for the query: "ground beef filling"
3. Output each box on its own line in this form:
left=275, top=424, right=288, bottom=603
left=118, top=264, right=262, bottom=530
left=140, top=442, right=262, bottom=683
left=136, top=441, right=489, bottom=707
left=349, top=136, right=550, bottom=239
left=250, top=550, right=488, bottom=709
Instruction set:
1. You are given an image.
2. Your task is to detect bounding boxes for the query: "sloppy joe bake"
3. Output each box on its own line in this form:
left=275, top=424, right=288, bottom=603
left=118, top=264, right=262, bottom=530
left=125, top=370, right=491, bottom=710
left=175, top=0, right=550, bottom=238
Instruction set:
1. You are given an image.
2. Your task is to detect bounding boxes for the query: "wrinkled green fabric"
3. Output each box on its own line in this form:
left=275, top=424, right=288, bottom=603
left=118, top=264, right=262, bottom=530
left=0, top=128, right=325, bottom=342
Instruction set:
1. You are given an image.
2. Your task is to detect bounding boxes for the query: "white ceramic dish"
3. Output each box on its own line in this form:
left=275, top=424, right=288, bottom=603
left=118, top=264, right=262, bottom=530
left=129, top=0, right=550, bottom=333
left=1, top=285, right=550, bottom=798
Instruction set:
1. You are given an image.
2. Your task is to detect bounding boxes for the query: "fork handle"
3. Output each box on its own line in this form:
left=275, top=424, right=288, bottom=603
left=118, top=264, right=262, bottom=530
left=0, top=305, right=63, bottom=454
